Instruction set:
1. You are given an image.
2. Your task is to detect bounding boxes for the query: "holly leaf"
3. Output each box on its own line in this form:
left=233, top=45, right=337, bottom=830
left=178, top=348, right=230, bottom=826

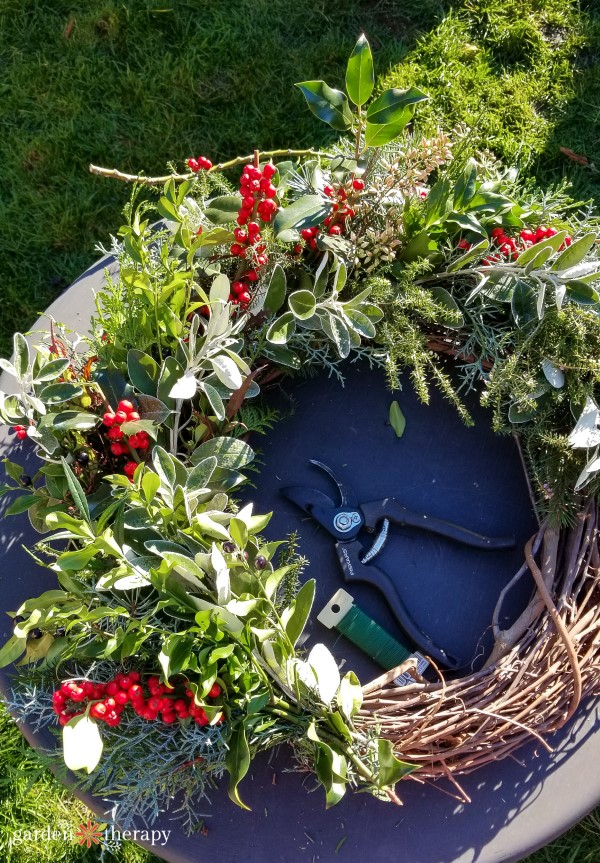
left=295, top=81, right=353, bottom=131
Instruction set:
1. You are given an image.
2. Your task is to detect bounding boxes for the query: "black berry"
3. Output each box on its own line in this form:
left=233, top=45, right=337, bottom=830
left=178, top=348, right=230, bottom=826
left=223, top=542, right=235, bottom=554
left=255, top=555, right=267, bottom=570
left=20, top=475, right=32, bottom=487
left=29, top=628, right=43, bottom=639
left=55, top=627, right=66, bottom=637
left=76, top=451, right=90, bottom=466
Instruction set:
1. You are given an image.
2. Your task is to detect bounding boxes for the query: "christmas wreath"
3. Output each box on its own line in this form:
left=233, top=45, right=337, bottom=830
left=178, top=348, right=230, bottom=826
left=1, top=35, right=599, bottom=826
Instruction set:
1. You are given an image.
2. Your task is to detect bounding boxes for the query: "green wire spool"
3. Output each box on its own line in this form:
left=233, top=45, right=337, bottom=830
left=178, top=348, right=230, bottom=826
left=317, top=588, right=413, bottom=669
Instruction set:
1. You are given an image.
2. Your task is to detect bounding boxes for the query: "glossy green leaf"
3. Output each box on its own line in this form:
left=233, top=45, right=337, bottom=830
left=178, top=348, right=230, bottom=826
left=142, top=470, right=160, bottom=504
left=13, top=333, right=30, bottom=379
left=261, top=345, right=301, bottom=369
left=0, top=634, right=26, bottom=668
left=40, top=382, right=83, bottom=404
left=425, top=178, right=452, bottom=227
left=453, top=158, right=478, bottom=210
left=205, top=195, right=243, bottom=225
left=127, top=350, right=159, bottom=396
left=566, top=280, right=600, bottom=306
left=226, top=724, right=252, bottom=810
left=33, top=357, right=70, bottom=383
left=190, top=436, right=254, bottom=470
left=429, top=286, right=464, bottom=329
left=345, top=34, right=374, bottom=106
left=288, top=290, right=316, bottom=320
left=377, top=738, right=419, bottom=787
left=295, top=81, right=353, bottom=131
left=262, top=265, right=287, bottom=314
left=50, top=411, right=99, bottom=432
left=187, top=456, right=218, bottom=492
left=389, top=401, right=406, bottom=437
left=366, top=86, right=428, bottom=125
left=447, top=237, right=489, bottom=272
left=266, top=312, right=296, bottom=345
left=285, top=578, right=316, bottom=646
left=511, top=280, right=539, bottom=326
left=552, top=232, right=597, bottom=272
left=273, top=195, right=333, bottom=240
left=61, top=457, right=91, bottom=524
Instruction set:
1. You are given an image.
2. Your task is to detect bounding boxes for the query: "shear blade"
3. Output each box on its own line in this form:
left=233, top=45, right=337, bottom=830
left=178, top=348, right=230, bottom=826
left=280, top=485, right=337, bottom=514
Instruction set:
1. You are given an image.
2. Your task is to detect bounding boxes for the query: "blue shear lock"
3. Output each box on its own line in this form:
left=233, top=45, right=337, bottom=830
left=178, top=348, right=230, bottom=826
left=281, top=460, right=516, bottom=671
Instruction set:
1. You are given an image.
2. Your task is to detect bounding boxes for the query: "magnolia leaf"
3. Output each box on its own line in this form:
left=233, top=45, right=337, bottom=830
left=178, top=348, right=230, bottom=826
left=226, top=723, right=252, bottom=811
left=345, top=34, right=374, bottom=106
left=389, top=401, right=406, bottom=437
left=338, top=670, right=363, bottom=719
left=285, top=578, right=315, bottom=646
left=295, top=81, right=353, bottom=131
left=307, top=642, right=340, bottom=705
left=127, top=350, right=159, bottom=396
left=261, top=264, right=287, bottom=315
left=568, top=396, right=600, bottom=449
left=211, top=543, right=231, bottom=604
left=63, top=713, right=103, bottom=774
left=169, top=371, right=198, bottom=400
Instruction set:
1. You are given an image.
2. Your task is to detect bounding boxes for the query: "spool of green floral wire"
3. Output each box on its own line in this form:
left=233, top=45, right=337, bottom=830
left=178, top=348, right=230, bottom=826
left=317, top=588, right=429, bottom=682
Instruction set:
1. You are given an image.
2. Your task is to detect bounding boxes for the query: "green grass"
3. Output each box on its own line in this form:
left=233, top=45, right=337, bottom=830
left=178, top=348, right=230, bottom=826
left=0, top=0, right=599, bottom=859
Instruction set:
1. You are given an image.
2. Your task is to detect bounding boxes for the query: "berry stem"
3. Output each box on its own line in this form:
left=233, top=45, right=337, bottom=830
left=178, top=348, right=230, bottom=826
left=89, top=149, right=335, bottom=186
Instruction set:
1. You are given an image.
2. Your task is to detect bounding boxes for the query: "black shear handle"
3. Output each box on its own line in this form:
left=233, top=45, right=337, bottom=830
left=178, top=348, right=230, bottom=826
left=336, top=541, right=461, bottom=669
left=362, top=498, right=515, bottom=550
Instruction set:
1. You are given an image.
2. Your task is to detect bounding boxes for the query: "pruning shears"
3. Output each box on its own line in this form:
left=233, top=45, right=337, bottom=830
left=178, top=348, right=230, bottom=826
left=281, top=460, right=515, bottom=670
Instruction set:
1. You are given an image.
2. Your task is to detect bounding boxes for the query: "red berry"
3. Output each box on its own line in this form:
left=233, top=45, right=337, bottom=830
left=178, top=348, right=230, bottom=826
left=208, top=683, right=221, bottom=698
left=70, top=687, right=85, bottom=703
left=247, top=221, right=260, bottom=236
left=293, top=244, right=302, bottom=255
left=245, top=269, right=259, bottom=282
left=53, top=691, right=66, bottom=704
left=233, top=228, right=248, bottom=243
left=129, top=684, right=144, bottom=700
left=338, top=188, right=347, bottom=201
left=352, top=178, right=365, bottom=191
left=59, top=713, right=72, bottom=726
left=238, top=291, right=251, bottom=304
left=128, top=434, right=140, bottom=449
left=535, top=226, right=549, bottom=240
left=176, top=708, right=190, bottom=719
left=117, top=400, right=134, bottom=414
left=309, top=238, right=318, bottom=249
left=230, top=243, right=244, bottom=257
left=323, top=216, right=332, bottom=227
left=124, top=461, right=137, bottom=478
left=90, top=703, right=107, bottom=719
left=187, top=158, right=199, bottom=173
left=110, top=442, right=124, bottom=456
left=114, top=690, right=129, bottom=706
left=256, top=254, right=268, bottom=267
left=329, top=225, right=342, bottom=236
left=197, top=156, right=213, bottom=171
left=236, top=210, right=250, bottom=225
left=107, top=426, right=123, bottom=440
left=520, top=229, right=536, bottom=243
left=564, top=236, right=572, bottom=246
left=127, top=411, right=140, bottom=422
left=148, top=696, right=161, bottom=712
left=114, top=410, right=128, bottom=424
left=232, top=281, right=246, bottom=296
left=242, top=195, right=255, bottom=209
left=301, top=228, right=314, bottom=241
left=162, top=712, right=177, bottom=724
left=323, top=185, right=334, bottom=197
left=105, top=714, right=121, bottom=727
left=245, top=166, right=260, bottom=181
left=174, top=699, right=188, bottom=711
left=103, top=412, right=116, bottom=427
left=129, top=671, right=140, bottom=683
left=133, top=701, right=147, bottom=717
left=262, top=163, right=276, bottom=179
left=491, top=227, right=505, bottom=239
left=82, top=681, right=96, bottom=696
left=258, top=199, right=277, bottom=216
left=194, top=710, right=210, bottom=726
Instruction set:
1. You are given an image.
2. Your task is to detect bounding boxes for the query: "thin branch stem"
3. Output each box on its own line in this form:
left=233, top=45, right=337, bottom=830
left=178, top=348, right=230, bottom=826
left=89, top=149, right=335, bottom=186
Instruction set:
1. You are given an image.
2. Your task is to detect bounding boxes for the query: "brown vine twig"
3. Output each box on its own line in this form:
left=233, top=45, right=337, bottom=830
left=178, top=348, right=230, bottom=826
left=88, top=149, right=335, bottom=186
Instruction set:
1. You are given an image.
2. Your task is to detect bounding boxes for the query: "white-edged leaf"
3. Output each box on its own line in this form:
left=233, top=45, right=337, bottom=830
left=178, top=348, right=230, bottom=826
left=169, top=371, right=198, bottom=400
left=575, top=449, right=600, bottom=491
left=212, top=542, right=231, bottom=604
left=568, top=396, right=600, bottom=449
left=307, top=643, right=340, bottom=705
left=542, top=359, right=565, bottom=389
left=210, top=355, right=243, bottom=390
left=63, top=713, right=103, bottom=774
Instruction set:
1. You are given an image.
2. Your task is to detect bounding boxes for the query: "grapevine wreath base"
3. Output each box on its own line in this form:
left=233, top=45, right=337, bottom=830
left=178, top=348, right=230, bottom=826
left=2, top=34, right=600, bottom=823
left=358, top=503, right=600, bottom=798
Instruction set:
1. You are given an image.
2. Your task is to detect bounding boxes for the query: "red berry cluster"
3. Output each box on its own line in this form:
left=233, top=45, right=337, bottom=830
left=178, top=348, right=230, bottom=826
left=298, top=181, right=359, bottom=250
left=12, top=424, right=28, bottom=441
left=236, top=162, right=278, bottom=226
left=187, top=156, right=213, bottom=172
left=52, top=673, right=224, bottom=728
left=102, top=399, right=149, bottom=478
left=457, top=225, right=573, bottom=266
